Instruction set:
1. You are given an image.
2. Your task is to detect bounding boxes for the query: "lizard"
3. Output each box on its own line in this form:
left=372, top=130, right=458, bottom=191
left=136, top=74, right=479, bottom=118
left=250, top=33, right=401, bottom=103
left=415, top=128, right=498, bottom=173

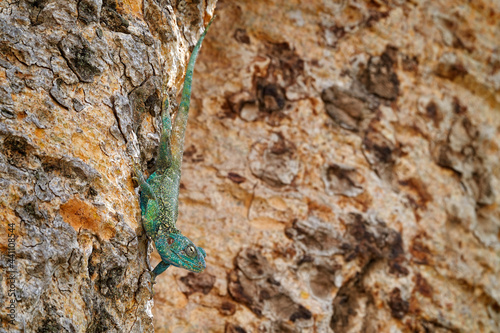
left=133, top=17, right=214, bottom=279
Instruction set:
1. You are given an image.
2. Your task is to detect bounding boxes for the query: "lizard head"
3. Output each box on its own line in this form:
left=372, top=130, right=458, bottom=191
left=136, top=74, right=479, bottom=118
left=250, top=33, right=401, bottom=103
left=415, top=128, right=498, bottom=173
left=155, top=232, right=206, bottom=273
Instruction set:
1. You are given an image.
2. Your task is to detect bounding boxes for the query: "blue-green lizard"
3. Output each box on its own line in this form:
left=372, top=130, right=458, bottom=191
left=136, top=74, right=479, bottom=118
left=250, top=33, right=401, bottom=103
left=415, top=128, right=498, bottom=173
left=133, top=18, right=214, bottom=278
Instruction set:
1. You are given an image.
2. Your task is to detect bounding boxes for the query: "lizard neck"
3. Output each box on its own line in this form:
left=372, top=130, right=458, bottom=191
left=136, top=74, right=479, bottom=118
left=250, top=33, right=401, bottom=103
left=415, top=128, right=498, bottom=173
left=154, top=225, right=180, bottom=242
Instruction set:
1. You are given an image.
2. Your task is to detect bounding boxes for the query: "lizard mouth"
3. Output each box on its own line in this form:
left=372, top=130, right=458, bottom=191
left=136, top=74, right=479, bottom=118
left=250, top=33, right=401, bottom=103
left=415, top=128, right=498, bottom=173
left=171, top=250, right=206, bottom=273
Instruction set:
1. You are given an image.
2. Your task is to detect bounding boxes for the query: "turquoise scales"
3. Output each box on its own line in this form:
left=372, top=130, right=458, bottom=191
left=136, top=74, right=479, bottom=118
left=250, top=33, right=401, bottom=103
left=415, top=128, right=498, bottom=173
left=133, top=18, right=214, bottom=277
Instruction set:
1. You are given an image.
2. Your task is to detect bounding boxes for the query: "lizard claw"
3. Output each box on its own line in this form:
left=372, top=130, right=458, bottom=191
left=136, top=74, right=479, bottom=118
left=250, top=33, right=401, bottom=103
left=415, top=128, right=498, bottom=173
left=132, top=163, right=145, bottom=184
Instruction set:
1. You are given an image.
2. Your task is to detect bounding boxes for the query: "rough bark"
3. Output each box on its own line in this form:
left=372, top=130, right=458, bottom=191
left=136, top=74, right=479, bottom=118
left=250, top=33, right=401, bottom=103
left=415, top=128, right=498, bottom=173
left=1, top=0, right=500, bottom=333
left=151, top=0, right=500, bottom=332
left=0, top=0, right=216, bottom=332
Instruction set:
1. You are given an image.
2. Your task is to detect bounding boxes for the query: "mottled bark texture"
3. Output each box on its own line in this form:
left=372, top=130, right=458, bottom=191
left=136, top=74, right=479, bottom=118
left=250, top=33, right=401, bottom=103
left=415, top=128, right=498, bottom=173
left=1, top=0, right=499, bottom=333
left=0, top=0, right=216, bottom=332
left=151, top=0, right=500, bottom=332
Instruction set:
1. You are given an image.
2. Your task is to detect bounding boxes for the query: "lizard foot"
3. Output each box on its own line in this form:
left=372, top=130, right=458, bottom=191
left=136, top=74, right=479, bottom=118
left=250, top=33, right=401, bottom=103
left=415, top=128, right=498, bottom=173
left=132, top=162, right=147, bottom=185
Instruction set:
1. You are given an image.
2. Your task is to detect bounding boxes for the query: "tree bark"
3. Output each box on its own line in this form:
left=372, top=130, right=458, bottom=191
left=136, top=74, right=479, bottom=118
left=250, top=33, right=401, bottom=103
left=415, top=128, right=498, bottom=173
left=151, top=0, right=500, bottom=332
left=0, top=0, right=215, bottom=332
left=2, top=0, right=500, bottom=333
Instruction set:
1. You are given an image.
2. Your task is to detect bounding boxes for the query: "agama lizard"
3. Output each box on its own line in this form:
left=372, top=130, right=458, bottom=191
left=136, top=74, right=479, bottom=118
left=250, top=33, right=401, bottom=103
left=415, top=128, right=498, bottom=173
left=133, top=18, right=214, bottom=278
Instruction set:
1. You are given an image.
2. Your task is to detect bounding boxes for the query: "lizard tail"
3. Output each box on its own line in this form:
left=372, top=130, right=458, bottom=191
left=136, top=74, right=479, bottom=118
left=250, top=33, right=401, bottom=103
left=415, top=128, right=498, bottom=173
left=170, top=16, right=215, bottom=170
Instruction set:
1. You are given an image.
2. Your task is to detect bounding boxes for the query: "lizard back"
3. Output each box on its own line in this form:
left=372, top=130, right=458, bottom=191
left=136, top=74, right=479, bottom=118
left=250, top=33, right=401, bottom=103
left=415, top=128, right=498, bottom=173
left=140, top=168, right=180, bottom=230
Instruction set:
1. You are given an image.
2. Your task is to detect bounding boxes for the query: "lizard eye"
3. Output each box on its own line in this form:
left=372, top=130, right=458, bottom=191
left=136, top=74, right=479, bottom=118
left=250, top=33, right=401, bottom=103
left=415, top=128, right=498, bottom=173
left=167, top=237, right=174, bottom=245
left=185, top=245, right=196, bottom=257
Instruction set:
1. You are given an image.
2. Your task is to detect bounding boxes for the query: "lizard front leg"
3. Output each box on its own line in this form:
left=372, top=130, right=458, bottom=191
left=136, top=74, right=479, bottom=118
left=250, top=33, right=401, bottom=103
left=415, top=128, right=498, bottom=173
left=132, top=163, right=157, bottom=203
left=133, top=164, right=161, bottom=238
left=152, top=261, right=171, bottom=279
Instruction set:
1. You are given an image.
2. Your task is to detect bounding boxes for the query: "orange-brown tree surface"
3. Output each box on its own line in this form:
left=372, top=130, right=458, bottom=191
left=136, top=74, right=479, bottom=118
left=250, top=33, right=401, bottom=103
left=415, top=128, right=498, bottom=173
left=1, top=0, right=499, bottom=332
left=0, top=0, right=215, bottom=331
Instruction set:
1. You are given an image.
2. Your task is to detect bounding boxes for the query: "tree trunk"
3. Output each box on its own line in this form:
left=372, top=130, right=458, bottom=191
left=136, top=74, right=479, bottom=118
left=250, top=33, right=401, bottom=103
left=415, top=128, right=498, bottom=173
left=2, top=0, right=499, bottom=333
left=0, top=0, right=216, bottom=332
left=151, top=0, right=500, bottom=332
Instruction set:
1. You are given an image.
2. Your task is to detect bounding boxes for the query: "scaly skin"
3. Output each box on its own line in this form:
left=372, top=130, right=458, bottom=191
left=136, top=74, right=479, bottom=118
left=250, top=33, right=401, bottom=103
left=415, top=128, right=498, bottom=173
left=134, top=18, right=214, bottom=278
